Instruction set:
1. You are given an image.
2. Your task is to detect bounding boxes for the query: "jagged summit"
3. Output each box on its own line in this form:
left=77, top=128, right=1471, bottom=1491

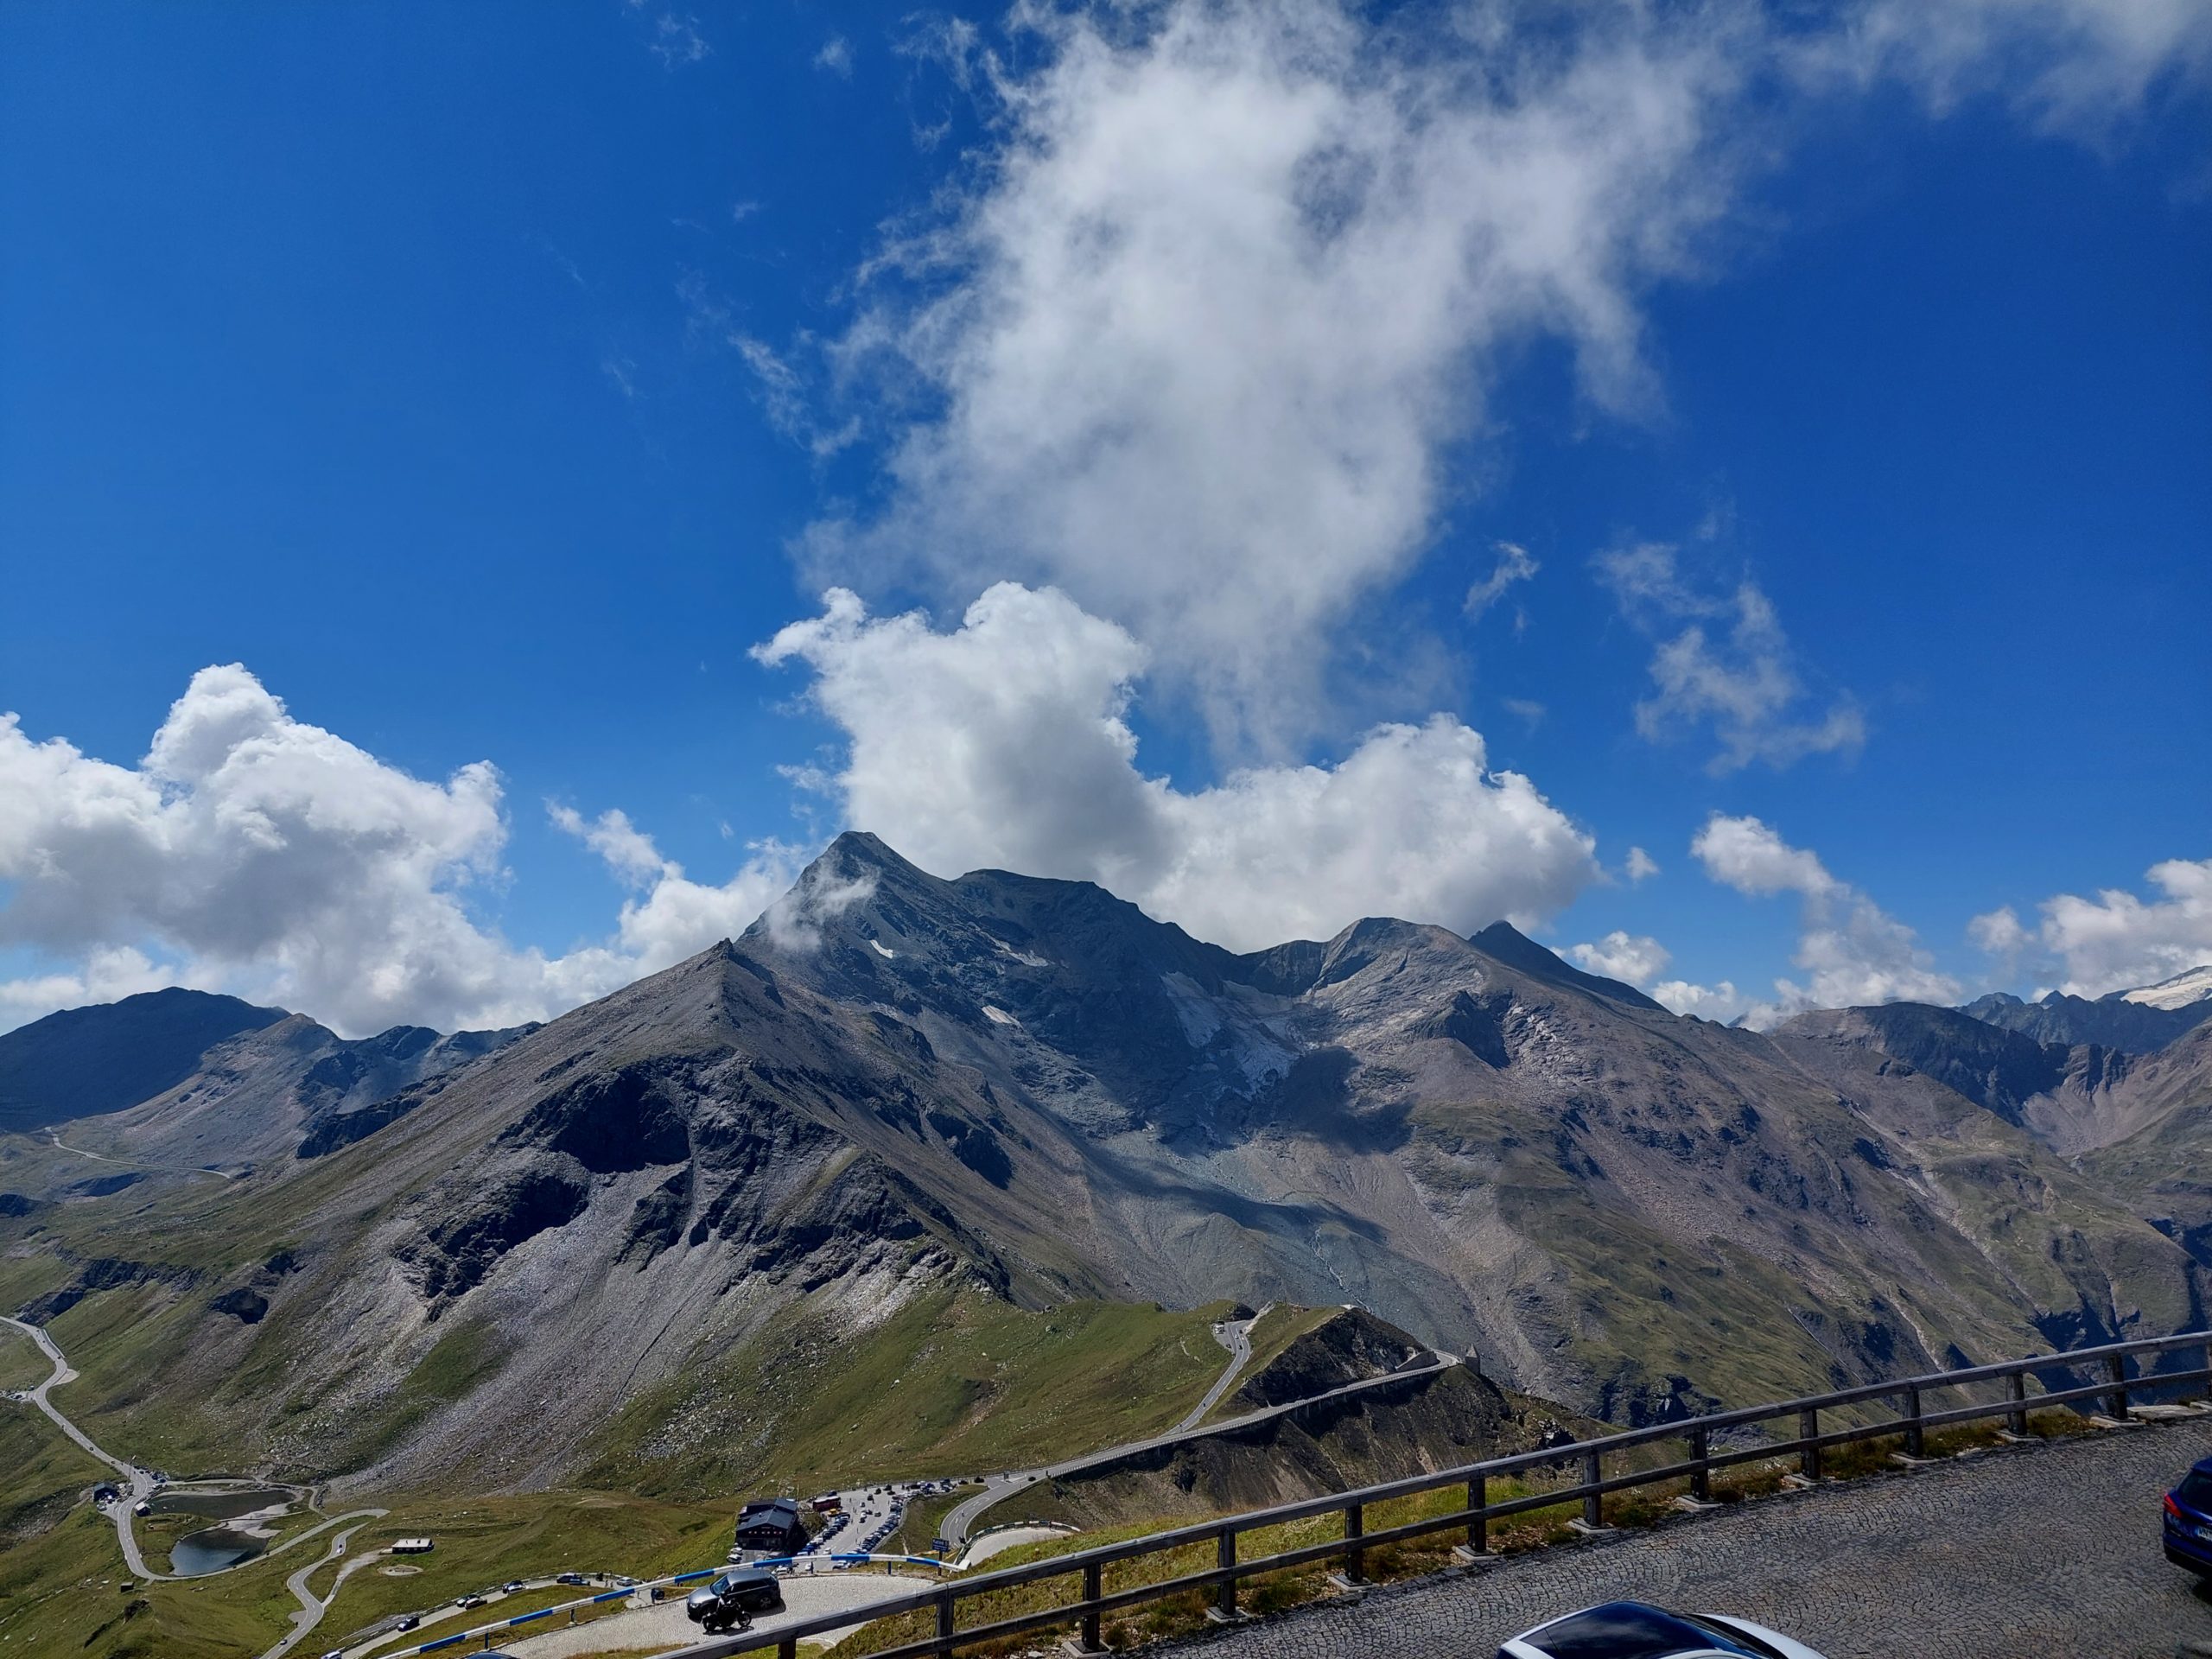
left=762, top=831, right=1661, bottom=1018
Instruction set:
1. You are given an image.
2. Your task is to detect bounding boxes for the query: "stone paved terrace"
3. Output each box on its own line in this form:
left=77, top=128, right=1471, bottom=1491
left=1144, top=1414, right=2212, bottom=1658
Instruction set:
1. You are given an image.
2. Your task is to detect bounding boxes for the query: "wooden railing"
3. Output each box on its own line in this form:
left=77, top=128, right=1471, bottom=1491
left=664, top=1329, right=2212, bottom=1659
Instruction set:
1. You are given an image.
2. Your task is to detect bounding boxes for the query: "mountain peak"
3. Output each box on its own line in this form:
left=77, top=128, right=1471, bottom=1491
left=1467, top=921, right=1669, bottom=1014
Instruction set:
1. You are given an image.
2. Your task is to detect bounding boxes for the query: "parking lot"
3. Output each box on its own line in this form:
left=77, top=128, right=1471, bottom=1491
left=1148, top=1416, right=2212, bottom=1659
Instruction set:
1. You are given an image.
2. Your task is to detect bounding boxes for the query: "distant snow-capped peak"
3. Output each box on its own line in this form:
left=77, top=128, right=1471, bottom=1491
left=2120, top=965, right=2212, bottom=1010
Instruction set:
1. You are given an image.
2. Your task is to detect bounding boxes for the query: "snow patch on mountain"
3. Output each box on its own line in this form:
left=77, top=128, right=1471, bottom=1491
left=2121, top=965, right=2212, bottom=1010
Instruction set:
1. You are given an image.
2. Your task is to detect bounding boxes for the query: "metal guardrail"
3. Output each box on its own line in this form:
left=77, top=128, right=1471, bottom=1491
left=660, top=1328, right=2212, bottom=1659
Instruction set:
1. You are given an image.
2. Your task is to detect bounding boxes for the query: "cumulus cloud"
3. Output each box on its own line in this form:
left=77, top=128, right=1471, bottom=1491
left=0, top=668, right=789, bottom=1036
left=1598, top=542, right=1865, bottom=772
left=547, top=805, right=800, bottom=974
left=754, top=584, right=1599, bottom=951
left=1969, top=856, right=2212, bottom=996
left=1690, top=813, right=1960, bottom=1020
left=1567, top=931, right=1672, bottom=984
left=815, top=35, right=853, bottom=77
left=0, top=947, right=174, bottom=1026
left=1649, top=976, right=1758, bottom=1023
left=812, top=0, right=1761, bottom=749
left=1624, top=846, right=1661, bottom=884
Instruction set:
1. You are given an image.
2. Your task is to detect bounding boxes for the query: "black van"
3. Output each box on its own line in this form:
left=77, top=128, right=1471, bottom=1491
left=685, top=1567, right=784, bottom=1632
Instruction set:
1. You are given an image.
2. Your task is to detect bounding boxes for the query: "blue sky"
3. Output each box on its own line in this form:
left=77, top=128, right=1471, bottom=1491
left=1, top=0, right=2208, bottom=1034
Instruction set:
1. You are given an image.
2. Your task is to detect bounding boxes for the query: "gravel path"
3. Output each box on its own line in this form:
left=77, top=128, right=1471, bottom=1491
left=1143, top=1416, right=2212, bottom=1659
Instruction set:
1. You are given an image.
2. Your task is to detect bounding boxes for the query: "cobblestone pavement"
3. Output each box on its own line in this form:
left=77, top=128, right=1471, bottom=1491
left=1148, top=1418, right=2212, bottom=1658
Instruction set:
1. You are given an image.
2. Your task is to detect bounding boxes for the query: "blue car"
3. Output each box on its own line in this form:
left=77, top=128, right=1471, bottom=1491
left=2164, top=1459, right=2212, bottom=1575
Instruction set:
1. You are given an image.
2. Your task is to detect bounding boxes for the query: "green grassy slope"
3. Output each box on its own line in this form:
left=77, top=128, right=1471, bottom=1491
left=581, top=1288, right=1239, bottom=1497
left=0, top=1322, right=52, bottom=1393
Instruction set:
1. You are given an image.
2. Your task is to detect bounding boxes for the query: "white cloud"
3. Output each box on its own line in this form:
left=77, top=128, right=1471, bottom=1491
left=1624, top=846, right=1660, bottom=884
left=748, top=0, right=2201, bottom=771
left=1649, top=976, right=1760, bottom=1024
left=1967, top=903, right=2034, bottom=960
left=1692, top=811, right=1842, bottom=899
left=1560, top=917, right=1763, bottom=1025
left=0, top=947, right=175, bottom=1025
left=1691, top=813, right=1960, bottom=1020
left=0, top=668, right=785, bottom=1037
left=1598, top=543, right=1864, bottom=773
left=1807, top=0, right=2212, bottom=131
left=760, top=856, right=877, bottom=953
left=548, top=805, right=800, bottom=972
left=815, top=35, right=853, bottom=77
left=1465, top=542, right=1540, bottom=622
left=755, top=584, right=1599, bottom=952
left=1567, top=931, right=1671, bottom=984
left=1970, top=856, right=2212, bottom=996
left=812, top=0, right=1759, bottom=749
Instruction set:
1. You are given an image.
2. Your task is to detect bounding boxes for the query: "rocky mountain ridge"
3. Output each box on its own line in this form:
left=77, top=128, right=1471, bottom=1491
left=1959, top=984, right=2212, bottom=1053
left=1, top=832, right=2204, bottom=1499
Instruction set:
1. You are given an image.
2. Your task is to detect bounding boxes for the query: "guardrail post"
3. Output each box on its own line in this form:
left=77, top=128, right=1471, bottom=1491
left=1466, top=1472, right=1488, bottom=1554
left=933, top=1585, right=956, bottom=1656
left=2006, top=1370, right=2028, bottom=1435
left=1581, top=1449, right=1603, bottom=1527
left=2106, top=1352, right=2130, bottom=1420
left=1799, top=1408, right=1821, bottom=1480
left=1344, top=1501, right=1365, bottom=1584
left=779, top=1641, right=798, bottom=1659
left=1081, top=1559, right=1103, bottom=1652
left=1215, top=1525, right=1238, bottom=1621
left=1903, top=1383, right=1923, bottom=1458
left=1688, top=1426, right=1711, bottom=1503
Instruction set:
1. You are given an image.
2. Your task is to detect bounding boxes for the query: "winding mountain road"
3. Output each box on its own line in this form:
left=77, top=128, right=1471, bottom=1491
left=1173, top=1310, right=1261, bottom=1433
left=45, top=1128, right=234, bottom=1180
left=944, top=1315, right=1452, bottom=1545
left=3, top=1312, right=382, bottom=1611
left=2, top=1312, right=161, bottom=1577
left=265, top=1517, right=387, bottom=1659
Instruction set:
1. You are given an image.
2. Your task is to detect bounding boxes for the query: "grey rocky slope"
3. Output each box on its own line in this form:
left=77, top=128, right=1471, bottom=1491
left=0, top=988, right=287, bottom=1134
left=1770, top=1000, right=2212, bottom=1159
left=3, top=833, right=2202, bottom=1494
left=4, top=996, right=533, bottom=1173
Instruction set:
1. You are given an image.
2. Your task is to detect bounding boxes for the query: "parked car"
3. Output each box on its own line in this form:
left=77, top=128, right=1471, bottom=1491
left=685, top=1567, right=784, bottom=1632
left=2164, top=1458, right=2212, bottom=1575
left=455, top=1593, right=486, bottom=1610
left=612, top=1574, right=638, bottom=1587
left=556, top=1572, right=586, bottom=1586
left=394, top=1614, right=419, bottom=1630
left=1498, top=1601, right=1829, bottom=1659
left=501, top=1580, right=525, bottom=1593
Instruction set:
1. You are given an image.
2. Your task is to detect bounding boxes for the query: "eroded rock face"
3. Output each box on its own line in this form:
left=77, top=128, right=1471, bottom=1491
left=499, top=1064, right=691, bottom=1173
left=399, top=1166, right=592, bottom=1304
